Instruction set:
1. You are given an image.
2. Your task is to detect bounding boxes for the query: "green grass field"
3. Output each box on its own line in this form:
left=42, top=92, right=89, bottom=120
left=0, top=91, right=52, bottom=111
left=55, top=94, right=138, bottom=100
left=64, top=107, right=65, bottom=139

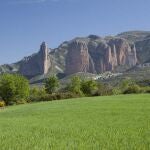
left=0, top=94, right=150, bottom=150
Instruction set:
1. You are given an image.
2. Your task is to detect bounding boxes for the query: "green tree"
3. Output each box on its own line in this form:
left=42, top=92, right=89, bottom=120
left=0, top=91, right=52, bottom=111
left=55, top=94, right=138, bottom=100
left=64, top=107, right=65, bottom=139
left=0, top=74, right=29, bottom=105
left=120, top=79, right=135, bottom=92
left=67, top=76, right=83, bottom=95
left=81, top=80, right=98, bottom=96
left=45, top=76, right=59, bottom=94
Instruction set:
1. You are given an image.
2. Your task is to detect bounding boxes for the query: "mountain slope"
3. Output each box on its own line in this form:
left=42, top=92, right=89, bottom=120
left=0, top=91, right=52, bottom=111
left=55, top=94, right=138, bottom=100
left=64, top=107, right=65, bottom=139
left=117, top=31, right=150, bottom=63
left=0, top=31, right=150, bottom=83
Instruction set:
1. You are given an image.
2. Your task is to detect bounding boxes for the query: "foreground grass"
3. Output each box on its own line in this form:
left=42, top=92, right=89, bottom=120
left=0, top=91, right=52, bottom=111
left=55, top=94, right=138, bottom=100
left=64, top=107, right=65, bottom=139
left=0, top=94, right=150, bottom=150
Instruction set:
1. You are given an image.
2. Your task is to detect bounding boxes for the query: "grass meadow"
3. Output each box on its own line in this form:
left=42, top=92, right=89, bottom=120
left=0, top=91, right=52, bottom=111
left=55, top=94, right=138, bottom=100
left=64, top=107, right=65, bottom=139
left=0, top=94, right=150, bottom=150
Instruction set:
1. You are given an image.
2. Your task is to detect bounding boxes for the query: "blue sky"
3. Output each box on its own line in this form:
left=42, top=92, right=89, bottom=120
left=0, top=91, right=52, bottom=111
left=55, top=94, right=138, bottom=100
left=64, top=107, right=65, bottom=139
left=0, top=0, right=150, bottom=64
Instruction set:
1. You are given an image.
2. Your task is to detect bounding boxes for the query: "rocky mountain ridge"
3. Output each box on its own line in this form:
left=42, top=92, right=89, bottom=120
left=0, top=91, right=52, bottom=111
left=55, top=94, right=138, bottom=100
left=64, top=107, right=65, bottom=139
left=0, top=31, right=150, bottom=80
left=65, top=37, right=137, bottom=75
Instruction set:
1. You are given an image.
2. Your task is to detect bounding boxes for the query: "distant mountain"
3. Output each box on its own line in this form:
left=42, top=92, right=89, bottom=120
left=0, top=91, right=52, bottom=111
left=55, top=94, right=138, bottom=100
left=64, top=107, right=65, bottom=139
left=0, top=31, right=150, bottom=83
left=117, top=31, right=150, bottom=42
left=118, top=31, right=150, bottom=63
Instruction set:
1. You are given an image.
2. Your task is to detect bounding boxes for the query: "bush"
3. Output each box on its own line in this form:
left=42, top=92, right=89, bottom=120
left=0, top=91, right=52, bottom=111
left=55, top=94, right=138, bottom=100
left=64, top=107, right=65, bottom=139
left=145, top=87, right=150, bottom=93
left=29, top=92, right=81, bottom=102
left=94, top=83, right=113, bottom=96
left=140, top=86, right=150, bottom=93
left=67, top=76, right=83, bottom=95
left=56, top=92, right=81, bottom=99
left=45, top=76, right=59, bottom=94
left=29, top=87, right=48, bottom=102
left=15, top=99, right=27, bottom=105
left=123, top=84, right=141, bottom=94
left=0, top=101, right=5, bottom=107
left=81, top=80, right=98, bottom=96
left=30, top=87, right=46, bottom=97
left=0, top=74, right=30, bottom=105
left=119, top=79, right=133, bottom=90
left=112, top=87, right=122, bottom=95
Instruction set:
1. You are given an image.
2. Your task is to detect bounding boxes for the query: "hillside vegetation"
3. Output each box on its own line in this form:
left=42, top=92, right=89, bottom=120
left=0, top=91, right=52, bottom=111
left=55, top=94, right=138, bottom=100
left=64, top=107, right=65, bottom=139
left=0, top=94, right=150, bottom=150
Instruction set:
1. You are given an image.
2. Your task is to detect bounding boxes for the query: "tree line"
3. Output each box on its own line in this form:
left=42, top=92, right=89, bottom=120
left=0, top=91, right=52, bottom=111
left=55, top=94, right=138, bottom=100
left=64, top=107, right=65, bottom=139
left=0, top=74, right=150, bottom=107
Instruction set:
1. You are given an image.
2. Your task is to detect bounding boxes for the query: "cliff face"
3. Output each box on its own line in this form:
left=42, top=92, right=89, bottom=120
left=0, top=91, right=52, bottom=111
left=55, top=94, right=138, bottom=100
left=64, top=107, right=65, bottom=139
left=65, top=37, right=137, bottom=75
left=65, top=40, right=96, bottom=74
left=39, top=42, right=51, bottom=74
left=118, top=31, right=150, bottom=63
left=107, top=38, right=137, bottom=67
left=19, top=42, right=51, bottom=78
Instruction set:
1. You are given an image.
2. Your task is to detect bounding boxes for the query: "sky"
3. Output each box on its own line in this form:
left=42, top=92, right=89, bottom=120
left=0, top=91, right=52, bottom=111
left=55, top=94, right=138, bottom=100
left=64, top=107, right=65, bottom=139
left=0, top=0, right=150, bottom=64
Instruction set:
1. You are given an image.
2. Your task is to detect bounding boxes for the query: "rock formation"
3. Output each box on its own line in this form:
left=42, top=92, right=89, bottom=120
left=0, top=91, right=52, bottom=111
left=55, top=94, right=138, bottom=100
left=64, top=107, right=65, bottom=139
left=39, top=42, right=51, bottom=74
left=19, top=42, right=51, bottom=78
left=107, top=38, right=137, bottom=67
left=65, top=40, right=95, bottom=75
left=65, top=38, right=137, bottom=74
left=2, top=31, right=148, bottom=79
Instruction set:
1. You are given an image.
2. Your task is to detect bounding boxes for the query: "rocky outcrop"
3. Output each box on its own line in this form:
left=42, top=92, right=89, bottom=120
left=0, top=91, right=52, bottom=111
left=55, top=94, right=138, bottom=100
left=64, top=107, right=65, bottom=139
left=118, top=31, right=150, bottom=63
left=65, top=40, right=96, bottom=75
left=107, top=38, right=137, bottom=67
left=40, top=42, right=51, bottom=74
left=19, top=42, right=51, bottom=78
left=65, top=38, right=137, bottom=74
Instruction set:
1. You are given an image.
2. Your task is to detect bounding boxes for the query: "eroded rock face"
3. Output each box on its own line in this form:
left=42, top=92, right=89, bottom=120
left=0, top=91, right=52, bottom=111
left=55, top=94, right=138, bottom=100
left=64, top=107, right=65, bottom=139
left=108, top=38, right=137, bottom=66
left=97, top=38, right=137, bottom=73
left=40, top=42, right=51, bottom=74
left=19, top=42, right=51, bottom=78
left=65, top=40, right=96, bottom=75
left=65, top=38, right=137, bottom=74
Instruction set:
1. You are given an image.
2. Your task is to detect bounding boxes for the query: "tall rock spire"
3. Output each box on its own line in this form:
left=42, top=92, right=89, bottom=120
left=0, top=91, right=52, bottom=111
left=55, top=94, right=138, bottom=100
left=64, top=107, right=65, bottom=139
left=39, top=42, right=50, bottom=74
left=19, top=42, right=51, bottom=78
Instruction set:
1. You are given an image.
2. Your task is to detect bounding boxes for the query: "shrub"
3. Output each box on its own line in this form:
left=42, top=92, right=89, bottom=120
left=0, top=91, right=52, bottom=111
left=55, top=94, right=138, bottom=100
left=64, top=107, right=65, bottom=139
left=112, top=87, right=122, bottom=95
left=29, top=92, right=81, bottom=102
left=30, top=87, right=46, bottom=97
left=15, top=99, right=27, bottom=105
left=81, top=80, right=98, bottom=96
left=29, top=94, right=49, bottom=102
left=0, top=101, right=5, bottom=107
left=123, top=84, right=141, bottom=94
left=56, top=92, right=81, bottom=99
left=94, top=83, right=113, bottom=96
left=29, top=87, right=48, bottom=102
left=119, top=79, right=135, bottom=92
left=0, top=74, right=30, bottom=105
left=140, top=86, right=150, bottom=93
left=45, top=76, right=59, bottom=94
left=145, top=87, right=150, bottom=93
left=67, top=76, right=83, bottom=95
